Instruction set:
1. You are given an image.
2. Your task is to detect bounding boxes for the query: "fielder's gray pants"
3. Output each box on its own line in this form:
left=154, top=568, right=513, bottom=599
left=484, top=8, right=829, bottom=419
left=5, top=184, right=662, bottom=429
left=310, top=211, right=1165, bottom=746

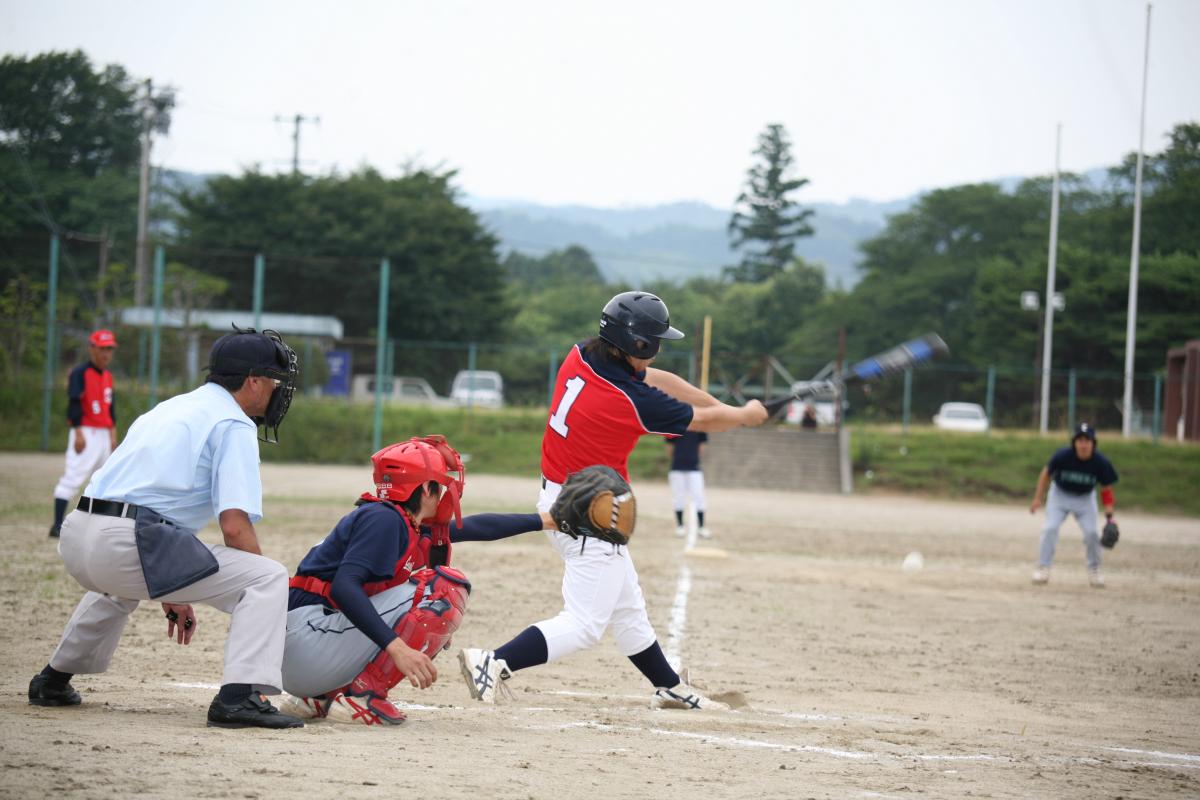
left=49, top=509, right=290, bottom=694
left=1038, top=485, right=1101, bottom=571
left=281, top=582, right=419, bottom=698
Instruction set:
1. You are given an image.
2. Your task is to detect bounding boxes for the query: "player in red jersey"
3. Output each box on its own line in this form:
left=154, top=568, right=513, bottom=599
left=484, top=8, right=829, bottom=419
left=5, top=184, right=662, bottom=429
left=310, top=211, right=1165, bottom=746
left=460, top=291, right=767, bottom=709
left=50, top=330, right=119, bottom=538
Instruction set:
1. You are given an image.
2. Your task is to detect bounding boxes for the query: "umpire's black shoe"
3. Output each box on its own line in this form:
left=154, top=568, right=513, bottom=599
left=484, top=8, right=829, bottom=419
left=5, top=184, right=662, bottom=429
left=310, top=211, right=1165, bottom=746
left=29, top=674, right=81, bottom=706
left=206, top=694, right=305, bottom=729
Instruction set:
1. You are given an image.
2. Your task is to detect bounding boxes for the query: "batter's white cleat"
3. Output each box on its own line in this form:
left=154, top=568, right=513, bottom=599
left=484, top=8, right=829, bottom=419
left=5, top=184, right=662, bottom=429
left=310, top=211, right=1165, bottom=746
left=1088, top=569, right=1106, bottom=588
left=697, top=526, right=712, bottom=540
left=674, top=525, right=686, bottom=538
left=276, top=693, right=330, bottom=720
left=651, top=684, right=729, bottom=711
left=1031, top=568, right=1050, bottom=585
left=458, top=648, right=512, bottom=704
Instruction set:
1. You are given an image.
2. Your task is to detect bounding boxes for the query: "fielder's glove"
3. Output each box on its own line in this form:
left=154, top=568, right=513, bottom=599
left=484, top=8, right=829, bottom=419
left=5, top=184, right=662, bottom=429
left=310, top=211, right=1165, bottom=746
left=1101, top=515, right=1120, bottom=549
left=550, top=465, right=637, bottom=545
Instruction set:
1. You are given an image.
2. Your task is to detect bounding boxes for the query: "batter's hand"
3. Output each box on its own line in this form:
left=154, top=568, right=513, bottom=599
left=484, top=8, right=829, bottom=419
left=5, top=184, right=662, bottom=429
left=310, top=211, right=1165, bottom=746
left=386, top=639, right=437, bottom=689
left=742, top=399, right=768, bottom=427
left=73, top=429, right=86, bottom=454
left=1029, top=497, right=1042, bottom=514
left=162, top=603, right=197, bottom=645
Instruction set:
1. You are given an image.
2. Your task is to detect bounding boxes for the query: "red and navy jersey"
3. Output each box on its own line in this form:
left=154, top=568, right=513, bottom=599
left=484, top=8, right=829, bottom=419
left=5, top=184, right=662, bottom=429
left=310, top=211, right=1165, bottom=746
left=541, top=341, right=693, bottom=483
left=67, top=361, right=115, bottom=428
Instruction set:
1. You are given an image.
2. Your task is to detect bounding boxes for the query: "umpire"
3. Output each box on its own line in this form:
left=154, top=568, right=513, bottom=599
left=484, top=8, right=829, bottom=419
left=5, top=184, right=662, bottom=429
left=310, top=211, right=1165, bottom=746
left=28, top=326, right=305, bottom=729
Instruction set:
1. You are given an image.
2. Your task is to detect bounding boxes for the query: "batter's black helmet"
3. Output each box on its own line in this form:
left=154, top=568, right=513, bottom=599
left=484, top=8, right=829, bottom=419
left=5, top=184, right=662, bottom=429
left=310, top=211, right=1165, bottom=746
left=598, top=291, right=684, bottom=358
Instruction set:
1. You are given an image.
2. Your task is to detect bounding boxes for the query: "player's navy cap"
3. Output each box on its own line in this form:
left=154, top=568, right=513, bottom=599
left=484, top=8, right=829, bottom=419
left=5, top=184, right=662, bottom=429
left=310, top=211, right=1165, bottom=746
left=1072, top=422, right=1096, bottom=442
left=89, top=329, right=117, bottom=347
left=207, top=329, right=288, bottom=377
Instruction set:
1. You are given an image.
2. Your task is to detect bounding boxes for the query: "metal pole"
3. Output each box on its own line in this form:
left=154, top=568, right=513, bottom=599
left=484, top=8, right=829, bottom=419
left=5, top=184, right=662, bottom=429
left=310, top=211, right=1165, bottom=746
left=252, top=253, right=265, bottom=329
left=1122, top=4, right=1152, bottom=438
left=40, top=234, right=60, bottom=451
left=372, top=259, right=390, bottom=453
left=985, top=366, right=996, bottom=433
left=901, top=367, right=912, bottom=434
left=1152, top=373, right=1162, bottom=444
left=134, top=79, right=152, bottom=307
left=1067, top=368, right=1077, bottom=433
left=547, top=348, right=556, bottom=407
left=1040, top=124, right=1062, bottom=435
left=148, top=246, right=165, bottom=407
left=466, top=342, right=478, bottom=410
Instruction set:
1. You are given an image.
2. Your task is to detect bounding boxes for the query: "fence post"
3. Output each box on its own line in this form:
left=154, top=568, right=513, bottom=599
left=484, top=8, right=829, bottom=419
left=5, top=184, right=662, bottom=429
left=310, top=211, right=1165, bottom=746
left=466, top=342, right=477, bottom=410
left=148, top=245, right=165, bottom=408
left=372, top=258, right=390, bottom=453
left=901, top=367, right=912, bottom=434
left=252, top=253, right=265, bottom=329
left=1152, top=373, right=1162, bottom=444
left=1067, top=368, right=1077, bottom=433
left=985, top=366, right=996, bottom=433
left=547, top=348, right=556, bottom=407
left=40, top=234, right=60, bottom=451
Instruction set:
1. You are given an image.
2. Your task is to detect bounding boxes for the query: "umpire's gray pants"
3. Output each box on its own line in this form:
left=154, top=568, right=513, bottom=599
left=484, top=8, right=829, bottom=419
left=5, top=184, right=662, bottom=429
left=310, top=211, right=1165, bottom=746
left=281, top=582, right=419, bottom=698
left=49, top=509, right=290, bottom=694
left=1038, top=485, right=1101, bottom=571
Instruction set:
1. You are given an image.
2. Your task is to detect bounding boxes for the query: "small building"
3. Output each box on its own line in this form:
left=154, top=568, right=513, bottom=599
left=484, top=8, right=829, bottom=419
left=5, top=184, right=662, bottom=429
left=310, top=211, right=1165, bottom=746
left=1165, top=340, right=1200, bottom=443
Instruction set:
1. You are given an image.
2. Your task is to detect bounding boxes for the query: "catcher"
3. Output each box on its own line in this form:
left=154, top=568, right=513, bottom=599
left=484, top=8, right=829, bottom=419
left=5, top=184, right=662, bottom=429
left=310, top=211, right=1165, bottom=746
left=1029, top=422, right=1120, bottom=587
left=277, top=435, right=566, bottom=726
left=459, top=291, right=767, bottom=710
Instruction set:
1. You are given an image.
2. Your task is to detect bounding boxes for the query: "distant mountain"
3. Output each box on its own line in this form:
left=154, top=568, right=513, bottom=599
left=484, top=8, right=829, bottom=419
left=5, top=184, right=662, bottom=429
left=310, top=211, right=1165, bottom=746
left=160, top=165, right=1114, bottom=289
left=470, top=198, right=895, bottom=288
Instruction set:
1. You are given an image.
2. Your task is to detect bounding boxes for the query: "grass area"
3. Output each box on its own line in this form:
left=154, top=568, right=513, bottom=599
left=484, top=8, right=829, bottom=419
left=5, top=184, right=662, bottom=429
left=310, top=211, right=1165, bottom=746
left=4, top=380, right=1194, bottom=516
left=853, top=425, right=1200, bottom=517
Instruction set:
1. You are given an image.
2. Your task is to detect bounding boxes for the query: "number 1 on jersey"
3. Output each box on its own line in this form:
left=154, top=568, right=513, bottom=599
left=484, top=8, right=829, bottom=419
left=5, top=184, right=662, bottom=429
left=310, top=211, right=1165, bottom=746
left=549, top=376, right=586, bottom=437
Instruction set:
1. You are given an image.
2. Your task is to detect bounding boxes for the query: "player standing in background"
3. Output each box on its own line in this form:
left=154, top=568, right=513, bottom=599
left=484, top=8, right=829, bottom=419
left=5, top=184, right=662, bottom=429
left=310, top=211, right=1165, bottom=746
left=49, top=329, right=119, bottom=538
left=1029, top=422, right=1119, bottom=587
left=460, top=291, right=768, bottom=710
left=666, top=430, right=710, bottom=538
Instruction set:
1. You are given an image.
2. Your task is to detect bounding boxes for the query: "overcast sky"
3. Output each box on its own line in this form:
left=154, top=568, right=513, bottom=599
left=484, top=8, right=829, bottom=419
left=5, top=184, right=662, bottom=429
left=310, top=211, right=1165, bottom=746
left=3, top=0, right=1197, bottom=208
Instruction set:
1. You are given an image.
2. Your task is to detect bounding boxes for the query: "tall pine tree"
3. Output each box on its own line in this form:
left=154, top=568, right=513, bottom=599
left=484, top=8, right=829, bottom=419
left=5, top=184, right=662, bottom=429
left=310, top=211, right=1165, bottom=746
left=727, top=123, right=814, bottom=282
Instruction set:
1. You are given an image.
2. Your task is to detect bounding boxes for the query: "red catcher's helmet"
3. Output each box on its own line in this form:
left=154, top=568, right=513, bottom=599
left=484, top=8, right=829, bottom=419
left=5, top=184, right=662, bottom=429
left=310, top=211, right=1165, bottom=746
left=371, top=435, right=465, bottom=526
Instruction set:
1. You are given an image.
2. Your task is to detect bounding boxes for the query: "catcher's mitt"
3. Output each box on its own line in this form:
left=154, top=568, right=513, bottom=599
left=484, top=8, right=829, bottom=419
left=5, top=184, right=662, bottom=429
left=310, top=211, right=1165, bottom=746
left=550, top=465, right=637, bottom=545
left=1101, top=517, right=1120, bottom=549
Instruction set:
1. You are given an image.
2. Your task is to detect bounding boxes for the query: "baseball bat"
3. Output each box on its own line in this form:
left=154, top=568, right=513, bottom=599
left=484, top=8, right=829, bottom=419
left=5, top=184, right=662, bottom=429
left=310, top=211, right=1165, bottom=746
left=762, top=333, right=950, bottom=416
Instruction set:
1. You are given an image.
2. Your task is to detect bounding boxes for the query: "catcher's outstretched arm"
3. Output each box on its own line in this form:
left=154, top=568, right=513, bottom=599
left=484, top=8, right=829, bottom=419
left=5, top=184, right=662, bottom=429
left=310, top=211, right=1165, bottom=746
left=447, top=512, right=549, bottom=543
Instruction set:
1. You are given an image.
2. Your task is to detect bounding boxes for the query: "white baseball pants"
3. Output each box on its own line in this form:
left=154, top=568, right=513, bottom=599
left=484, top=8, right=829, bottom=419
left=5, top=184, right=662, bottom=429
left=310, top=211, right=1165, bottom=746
left=49, top=508, right=290, bottom=694
left=1038, top=485, right=1102, bottom=572
left=667, top=469, right=706, bottom=513
left=532, top=478, right=657, bottom=661
left=53, top=426, right=113, bottom=501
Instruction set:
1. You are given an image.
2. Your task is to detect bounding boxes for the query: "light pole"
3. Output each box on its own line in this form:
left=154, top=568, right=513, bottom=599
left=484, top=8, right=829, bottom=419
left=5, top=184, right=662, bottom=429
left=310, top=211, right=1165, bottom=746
left=1021, top=291, right=1065, bottom=431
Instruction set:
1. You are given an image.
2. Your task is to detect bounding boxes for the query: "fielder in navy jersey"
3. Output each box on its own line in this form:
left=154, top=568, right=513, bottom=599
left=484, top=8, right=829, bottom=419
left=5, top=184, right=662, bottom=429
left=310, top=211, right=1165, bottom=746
left=276, top=435, right=555, bottom=726
left=459, top=291, right=768, bottom=710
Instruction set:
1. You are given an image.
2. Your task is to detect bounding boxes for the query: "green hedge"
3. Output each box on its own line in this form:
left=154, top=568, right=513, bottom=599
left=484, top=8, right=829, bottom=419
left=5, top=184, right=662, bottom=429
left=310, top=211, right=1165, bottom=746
left=4, top=378, right=1195, bottom=516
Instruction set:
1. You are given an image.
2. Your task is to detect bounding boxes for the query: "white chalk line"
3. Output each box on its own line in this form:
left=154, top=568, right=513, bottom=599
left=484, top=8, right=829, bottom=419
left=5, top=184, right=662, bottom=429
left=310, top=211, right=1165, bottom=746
left=664, top=502, right=698, bottom=671
left=158, top=682, right=1199, bottom=772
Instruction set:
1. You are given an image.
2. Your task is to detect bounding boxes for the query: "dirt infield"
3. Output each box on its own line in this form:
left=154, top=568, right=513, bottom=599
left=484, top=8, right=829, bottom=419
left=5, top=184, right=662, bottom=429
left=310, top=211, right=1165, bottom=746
left=2, top=452, right=1198, bottom=799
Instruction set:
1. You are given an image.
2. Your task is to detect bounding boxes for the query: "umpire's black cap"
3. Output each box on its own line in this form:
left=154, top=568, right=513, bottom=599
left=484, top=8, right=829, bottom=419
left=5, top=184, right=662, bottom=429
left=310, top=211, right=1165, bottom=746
left=207, top=326, right=290, bottom=379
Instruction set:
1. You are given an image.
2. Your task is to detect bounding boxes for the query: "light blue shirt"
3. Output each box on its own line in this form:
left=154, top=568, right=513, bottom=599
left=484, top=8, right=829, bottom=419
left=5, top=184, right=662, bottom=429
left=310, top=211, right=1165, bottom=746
left=86, top=383, right=263, bottom=532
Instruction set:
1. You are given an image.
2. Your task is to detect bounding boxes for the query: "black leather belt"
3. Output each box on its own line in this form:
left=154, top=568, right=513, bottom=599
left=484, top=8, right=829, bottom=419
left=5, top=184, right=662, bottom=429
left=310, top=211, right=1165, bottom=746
left=78, top=496, right=140, bottom=519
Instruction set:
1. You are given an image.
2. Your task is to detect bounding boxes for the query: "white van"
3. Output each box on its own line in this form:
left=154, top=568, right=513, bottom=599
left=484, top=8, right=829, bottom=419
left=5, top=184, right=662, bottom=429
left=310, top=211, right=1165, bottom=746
left=450, top=370, right=504, bottom=408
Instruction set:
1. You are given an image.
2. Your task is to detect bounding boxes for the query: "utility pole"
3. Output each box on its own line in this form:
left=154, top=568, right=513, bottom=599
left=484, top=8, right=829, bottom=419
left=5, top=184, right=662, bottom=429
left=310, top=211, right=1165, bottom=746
left=1122, top=3, right=1152, bottom=438
left=276, top=113, right=320, bottom=175
left=1039, top=124, right=1062, bottom=435
left=134, top=79, right=153, bottom=307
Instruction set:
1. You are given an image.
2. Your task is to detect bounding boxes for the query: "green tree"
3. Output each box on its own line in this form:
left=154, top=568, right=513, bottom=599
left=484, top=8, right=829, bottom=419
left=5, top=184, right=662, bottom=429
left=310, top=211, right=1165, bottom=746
left=727, top=123, right=815, bottom=283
